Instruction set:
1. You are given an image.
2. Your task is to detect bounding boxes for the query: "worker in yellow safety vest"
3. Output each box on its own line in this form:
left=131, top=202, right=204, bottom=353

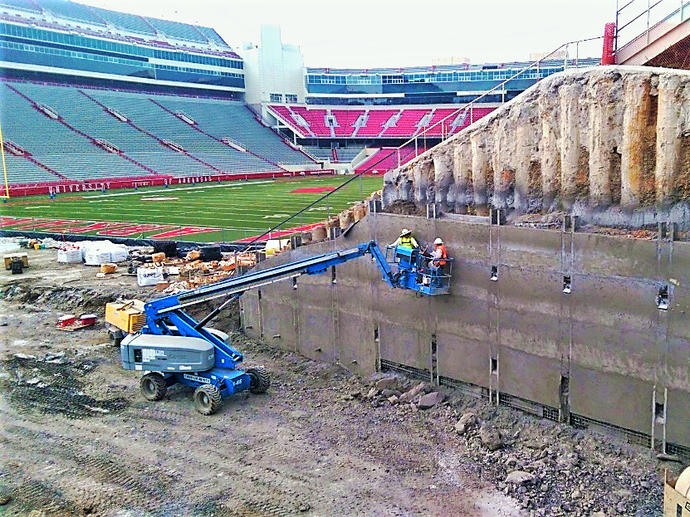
left=391, top=228, right=419, bottom=249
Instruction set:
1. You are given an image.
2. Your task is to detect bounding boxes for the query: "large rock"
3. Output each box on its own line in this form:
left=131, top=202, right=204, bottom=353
left=417, top=391, right=444, bottom=409
left=479, top=424, right=503, bottom=451
left=399, top=382, right=427, bottom=403
left=375, top=376, right=398, bottom=390
left=505, top=470, right=535, bottom=485
left=454, top=411, right=479, bottom=434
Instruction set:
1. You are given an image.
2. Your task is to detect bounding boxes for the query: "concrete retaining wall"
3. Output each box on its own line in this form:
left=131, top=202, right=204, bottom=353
left=241, top=212, right=690, bottom=451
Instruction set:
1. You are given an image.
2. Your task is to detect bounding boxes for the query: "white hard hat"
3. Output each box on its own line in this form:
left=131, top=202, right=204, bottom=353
left=401, top=228, right=411, bottom=236
left=434, top=238, right=443, bottom=245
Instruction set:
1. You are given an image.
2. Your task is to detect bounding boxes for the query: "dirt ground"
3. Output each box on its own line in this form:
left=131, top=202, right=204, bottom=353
left=0, top=249, right=680, bottom=516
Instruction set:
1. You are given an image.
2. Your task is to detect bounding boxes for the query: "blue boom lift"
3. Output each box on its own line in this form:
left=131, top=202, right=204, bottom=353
left=112, top=240, right=452, bottom=414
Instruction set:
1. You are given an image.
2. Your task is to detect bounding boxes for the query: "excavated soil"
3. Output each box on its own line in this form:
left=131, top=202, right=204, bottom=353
left=383, top=200, right=426, bottom=216
left=0, top=249, right=679, bottom=516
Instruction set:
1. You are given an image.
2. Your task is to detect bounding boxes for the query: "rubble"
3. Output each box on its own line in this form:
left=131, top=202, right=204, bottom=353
left=399, top=381, right=427, bottom=403
left=0, top=247, right=672, bottom=516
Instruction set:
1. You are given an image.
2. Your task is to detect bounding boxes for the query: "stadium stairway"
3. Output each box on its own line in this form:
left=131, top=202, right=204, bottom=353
left=149, top=99, right=286, bottom=171
left=82, top=89, right=270, bottom=174
left=1, top=80, right=316, bottom=184
left=78, top=91, right=226, bottom=174
left=3, top=83, right=153, bottom=181
left=151, top=96, right=313, bottom=166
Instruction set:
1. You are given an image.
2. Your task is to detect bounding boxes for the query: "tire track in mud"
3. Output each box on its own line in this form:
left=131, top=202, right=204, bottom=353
left=1, top=421, right=180, bottom=516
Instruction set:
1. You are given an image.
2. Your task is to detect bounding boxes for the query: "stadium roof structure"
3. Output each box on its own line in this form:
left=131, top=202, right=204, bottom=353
left=0, top=0, right=239, bottom=58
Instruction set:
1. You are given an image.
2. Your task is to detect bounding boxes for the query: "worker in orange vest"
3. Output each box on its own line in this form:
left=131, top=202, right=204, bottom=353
left=429, top=237, right=447, bottom=272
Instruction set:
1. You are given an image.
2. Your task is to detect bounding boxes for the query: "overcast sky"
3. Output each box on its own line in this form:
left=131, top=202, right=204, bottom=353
left=79, top=1, right=614, bottom=67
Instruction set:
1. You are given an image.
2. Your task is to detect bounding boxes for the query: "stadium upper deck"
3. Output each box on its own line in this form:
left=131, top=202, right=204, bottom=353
left=0, top=0, right=244, bottom=95
left=304, top=59, right=600, bottom=105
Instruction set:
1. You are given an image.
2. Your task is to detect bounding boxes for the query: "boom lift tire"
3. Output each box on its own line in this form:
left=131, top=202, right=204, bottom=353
left=194, top=384, right=222, bottom=415
left=140, top=373, right=167, bottom=401
left=247, top=367, right=271, bottom=394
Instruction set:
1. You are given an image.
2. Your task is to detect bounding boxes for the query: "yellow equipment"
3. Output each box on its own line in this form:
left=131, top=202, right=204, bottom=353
left=105, top=299, right=146, bottom=334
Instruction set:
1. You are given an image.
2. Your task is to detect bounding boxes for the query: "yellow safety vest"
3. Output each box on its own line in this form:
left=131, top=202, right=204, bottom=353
left=399, top=235, right=415, bottom=248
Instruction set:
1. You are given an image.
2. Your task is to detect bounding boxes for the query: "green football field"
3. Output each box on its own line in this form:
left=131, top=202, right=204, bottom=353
left=0, top=175, right=383, bottom=242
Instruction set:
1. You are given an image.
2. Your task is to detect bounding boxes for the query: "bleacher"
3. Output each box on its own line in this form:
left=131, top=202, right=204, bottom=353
left=39, top=0, right=105, bottom=25
left=144, top=17, right=206, bottom=43
left=88, top=5, right=155, bottom=35
left=154, top=97, right=312, bottom=166
left=357, top=109, right=398, bottom=137
left=354, top=146, right=424, bottom=174
left=269, top=105, right=496, bottom=138
left=335, top=147, right=364, bottom=163
left=303, top=147, right=333, bottom=161
left=381, top=109, right=428, bottom=137
left=1, top=82, right=143, bottom=181
left=332, top=109, right=364, bottom=137
left=302, top=146, right=363, bottom=163
left=87, top=89, right=277, bottom=173
left=2, top=153, right=61, bottom=184
left=1, top=80, right=315, bottom=184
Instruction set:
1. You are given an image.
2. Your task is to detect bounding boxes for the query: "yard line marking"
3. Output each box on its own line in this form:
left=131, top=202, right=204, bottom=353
left=85, top=180, right=275, bottom=199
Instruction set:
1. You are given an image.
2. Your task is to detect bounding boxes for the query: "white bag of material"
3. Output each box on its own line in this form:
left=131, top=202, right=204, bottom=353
left=57, top=248, right=82, bottom=264
left=84, top=248, right=112, bottom=266
left=137, top=267, right=164, bottom=287
left=74, top=241, right=94, bottom=260
left=107, top=244, right=128, bottom=263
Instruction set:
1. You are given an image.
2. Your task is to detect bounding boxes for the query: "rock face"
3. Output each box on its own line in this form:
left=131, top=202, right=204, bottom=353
left=383, top=66, right=690, bottom=227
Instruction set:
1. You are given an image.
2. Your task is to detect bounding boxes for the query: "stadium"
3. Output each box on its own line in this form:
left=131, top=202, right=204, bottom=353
left=1, top=0, right=690, bottom=515
left=0, top=0, right=602, bottom=242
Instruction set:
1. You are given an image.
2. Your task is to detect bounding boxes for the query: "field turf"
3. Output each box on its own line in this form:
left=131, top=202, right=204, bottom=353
left=0, top=175, right=383, bottom=242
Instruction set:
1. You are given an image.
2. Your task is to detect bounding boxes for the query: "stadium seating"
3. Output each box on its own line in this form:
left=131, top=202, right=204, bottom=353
left=356, top=110, right=398, bottom=137
left=354, top=146, right=424, bottom=174
left=336, top=147, right=364, bottom=162
left=38, top=0, right=105, bottom=25
left=0, top=0, right=237, bottom=56
left=144, top=17, right=206, bottom=43
left=0, top=81, right=315, bottom=184
left=2, top=154, right=63, bottom=184
left=332, top=109, right=364, bottom=137
left=1, top=83, right=144, bottom=181
left=302, top=146, right=364, bottom=163
left=85, top=89, right=279, bottom=173
left=268, top=105, right=493, bottom=139
left=290, top=107, right=329, bottom=136
left=381, top=109, right=428, bottom=137
left=153, top=97, right=312, bottom=166
left=88, top=6, right=155, bottom=36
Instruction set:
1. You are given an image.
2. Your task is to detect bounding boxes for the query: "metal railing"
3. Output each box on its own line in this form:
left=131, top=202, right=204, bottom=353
left=393, top=35, right=603, bottom=168
left=242, top=36, right=604, bottom=246
left=615, top=0, right=690, bottom=51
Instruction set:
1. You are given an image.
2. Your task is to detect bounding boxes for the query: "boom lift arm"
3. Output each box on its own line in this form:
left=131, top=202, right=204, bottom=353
left=110, top=240, right=452, bottom=415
